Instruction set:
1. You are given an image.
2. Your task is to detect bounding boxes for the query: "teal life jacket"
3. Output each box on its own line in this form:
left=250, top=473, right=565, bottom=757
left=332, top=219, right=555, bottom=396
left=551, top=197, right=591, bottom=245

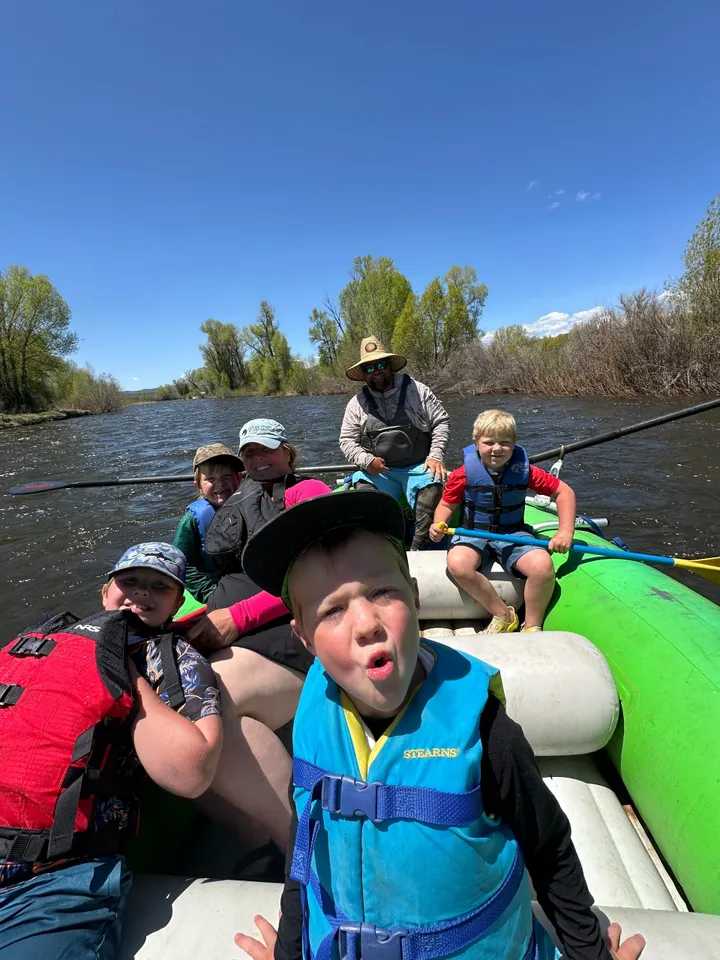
left=186, top=498, right=217, bottom=571
left=291, top=639, right=557, bottom=960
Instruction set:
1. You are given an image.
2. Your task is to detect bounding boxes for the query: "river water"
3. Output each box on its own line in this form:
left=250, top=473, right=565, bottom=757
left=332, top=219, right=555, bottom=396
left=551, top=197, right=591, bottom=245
left=1, top=394, right=719, bottom=637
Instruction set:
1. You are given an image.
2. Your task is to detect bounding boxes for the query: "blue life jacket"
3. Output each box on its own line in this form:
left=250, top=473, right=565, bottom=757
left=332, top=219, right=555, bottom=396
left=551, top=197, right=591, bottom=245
left=186, top=498, right=217, bottom=571
left=291, top=639, right=556, bottom=960
left=462, top=444, right=530, bottom=534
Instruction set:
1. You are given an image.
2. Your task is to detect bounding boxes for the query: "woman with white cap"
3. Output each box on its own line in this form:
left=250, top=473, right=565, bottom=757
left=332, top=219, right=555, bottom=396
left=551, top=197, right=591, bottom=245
left=187, top=419, right=330, bottom=863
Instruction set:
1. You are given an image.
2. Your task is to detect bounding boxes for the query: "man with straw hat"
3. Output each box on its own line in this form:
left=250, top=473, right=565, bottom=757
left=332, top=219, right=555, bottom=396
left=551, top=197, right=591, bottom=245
left=339, top=335, right=450, bottom=549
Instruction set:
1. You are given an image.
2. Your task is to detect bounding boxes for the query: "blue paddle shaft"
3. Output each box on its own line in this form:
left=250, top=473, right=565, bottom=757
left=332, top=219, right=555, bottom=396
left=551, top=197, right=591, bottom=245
left=450, top=527, right=675, bottom=568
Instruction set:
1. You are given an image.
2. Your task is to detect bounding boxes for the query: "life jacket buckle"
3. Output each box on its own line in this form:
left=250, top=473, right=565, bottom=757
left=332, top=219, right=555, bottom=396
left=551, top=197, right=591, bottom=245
left=322, top=774, right=381, bottom=823
left=0, top=683, right=23, bottom=707
left=10, top=636, right=57, bottom=657
left=338, top=922, right=408, bottom=960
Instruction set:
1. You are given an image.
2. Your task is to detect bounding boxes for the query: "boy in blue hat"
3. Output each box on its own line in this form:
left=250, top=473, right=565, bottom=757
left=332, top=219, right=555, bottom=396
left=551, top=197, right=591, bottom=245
left=234, top=494, right=644, bottom=960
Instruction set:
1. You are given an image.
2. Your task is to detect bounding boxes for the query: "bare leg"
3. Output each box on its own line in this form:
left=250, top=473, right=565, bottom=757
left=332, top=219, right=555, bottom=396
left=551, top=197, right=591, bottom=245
left=202, top=714, right=292, bottom=851
left=210, top=646, right=305, bottom=730
left=447, top=545, right=511, bottom=620
left=513, top=549, right=556, bottom=627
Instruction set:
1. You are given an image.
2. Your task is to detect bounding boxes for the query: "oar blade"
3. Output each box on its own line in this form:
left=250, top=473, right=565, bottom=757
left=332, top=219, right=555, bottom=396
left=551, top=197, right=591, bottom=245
left=674, top=557, right=720, bottom=585
left=7, top=480, right=69, bottom=496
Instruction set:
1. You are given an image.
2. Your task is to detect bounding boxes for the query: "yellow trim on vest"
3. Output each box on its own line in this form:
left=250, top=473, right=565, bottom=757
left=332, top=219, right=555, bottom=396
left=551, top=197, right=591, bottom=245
left=489, top=671, right=506, bottom=707
left=340, top=691, right=371, bottom=779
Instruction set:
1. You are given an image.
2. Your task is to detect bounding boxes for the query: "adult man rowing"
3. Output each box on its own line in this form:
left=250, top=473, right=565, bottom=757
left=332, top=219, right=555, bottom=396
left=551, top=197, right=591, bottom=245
left=339, top=336, right=449, bottom=549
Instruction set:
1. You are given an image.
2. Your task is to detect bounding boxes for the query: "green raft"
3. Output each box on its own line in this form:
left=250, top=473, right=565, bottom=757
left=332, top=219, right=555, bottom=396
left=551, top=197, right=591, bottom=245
left=174, top=501, right=720, bottom=915
left=521, top=500, right=720, bottom=915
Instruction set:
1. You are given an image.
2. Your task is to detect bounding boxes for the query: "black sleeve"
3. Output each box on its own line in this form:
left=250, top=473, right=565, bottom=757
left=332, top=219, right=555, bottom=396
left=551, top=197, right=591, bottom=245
left=274, top=784, right=303, bottom=960
left=480, top=696, right=612, bottom=960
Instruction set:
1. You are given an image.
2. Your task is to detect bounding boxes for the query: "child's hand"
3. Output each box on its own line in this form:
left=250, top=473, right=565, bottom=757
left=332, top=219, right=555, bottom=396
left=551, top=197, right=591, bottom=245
left=235, top=914, right=278, bottom=960
left=607, top=921, right=645, bottom=959
left=429, top=522, right=447, bottom=542
left=547, top=530, right=573, bottom=554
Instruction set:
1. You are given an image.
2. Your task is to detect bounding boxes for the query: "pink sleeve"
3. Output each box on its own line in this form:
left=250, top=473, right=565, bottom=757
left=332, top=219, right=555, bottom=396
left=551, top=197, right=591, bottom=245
left=285, top=478, right=332, bottom=507
left=229, top=591, right=289, bottom=636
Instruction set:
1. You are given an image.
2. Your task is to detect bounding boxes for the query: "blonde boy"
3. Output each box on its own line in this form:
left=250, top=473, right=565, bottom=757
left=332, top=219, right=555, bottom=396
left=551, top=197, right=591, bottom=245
left=430, top=410, right=576, bottom=631
left=234, top=491, right=643, bottom=960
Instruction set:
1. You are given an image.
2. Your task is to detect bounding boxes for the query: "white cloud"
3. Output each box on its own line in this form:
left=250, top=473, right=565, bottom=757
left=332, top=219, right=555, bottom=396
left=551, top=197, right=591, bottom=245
left=527, top=180, right=538, bottom=191
left=132, top=377, right=140, bottom=381
left=554, top=189, right=564, bottom=195
left=547, top=201, right=560, bottom=210
left=592, top=192, right=601, bottom=200
left=522, top=306, right=604, bottom=338
left=576, top=190, right=590, bottom=201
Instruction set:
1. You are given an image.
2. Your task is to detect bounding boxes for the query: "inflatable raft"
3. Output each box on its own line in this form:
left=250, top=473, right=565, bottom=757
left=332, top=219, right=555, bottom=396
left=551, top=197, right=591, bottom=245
left=149, top=502, right=720, bottom=959
left=121, top=628, right=720, bottom=958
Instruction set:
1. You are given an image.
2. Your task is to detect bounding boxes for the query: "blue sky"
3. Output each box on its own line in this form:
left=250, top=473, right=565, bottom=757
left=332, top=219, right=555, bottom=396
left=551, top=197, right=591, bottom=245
left=1, top=0, right=718, bottom=389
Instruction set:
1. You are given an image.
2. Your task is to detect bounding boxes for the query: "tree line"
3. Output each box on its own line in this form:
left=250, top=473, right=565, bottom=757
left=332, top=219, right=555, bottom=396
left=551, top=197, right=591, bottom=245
left=4, top=191, right=719, bottom=412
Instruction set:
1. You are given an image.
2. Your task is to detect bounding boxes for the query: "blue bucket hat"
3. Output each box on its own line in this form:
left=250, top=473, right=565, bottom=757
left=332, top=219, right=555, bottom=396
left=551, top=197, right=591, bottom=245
left=238, top=418, right=287, bottom=452
left=108, top=542, right=187, bottom=589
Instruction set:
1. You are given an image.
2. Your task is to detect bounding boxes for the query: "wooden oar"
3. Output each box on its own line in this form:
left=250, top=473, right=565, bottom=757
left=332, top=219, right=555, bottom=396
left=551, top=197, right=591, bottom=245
left=438, top=524, right=720, bottom=584
left=7, top=464, right=353, bottom=496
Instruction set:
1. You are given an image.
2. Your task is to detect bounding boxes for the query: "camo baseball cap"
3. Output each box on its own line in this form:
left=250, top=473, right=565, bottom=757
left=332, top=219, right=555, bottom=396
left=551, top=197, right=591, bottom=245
left=193, top=443, right=243, bottom=471
left=108, top=542, right=187, bottom=589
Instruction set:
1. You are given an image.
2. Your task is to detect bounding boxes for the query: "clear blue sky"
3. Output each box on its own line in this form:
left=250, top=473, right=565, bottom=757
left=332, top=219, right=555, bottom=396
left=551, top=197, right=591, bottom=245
left=2, top=0, right=718, bottom=389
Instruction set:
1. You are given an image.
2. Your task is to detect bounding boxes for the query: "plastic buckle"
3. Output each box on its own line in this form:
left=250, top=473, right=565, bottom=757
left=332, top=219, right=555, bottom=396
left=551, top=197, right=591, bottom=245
left=0, top=683, right=23, bottom=707
left=323, top=775, right=381, bottom=822
left=338, top=923, right=408, bottom=960
left=11, top=636, right=56, bottom=657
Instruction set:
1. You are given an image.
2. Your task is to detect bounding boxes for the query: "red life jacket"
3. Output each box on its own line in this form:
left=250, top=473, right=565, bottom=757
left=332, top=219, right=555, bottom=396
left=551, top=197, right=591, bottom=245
left=0, top=610, right=184, bottom=864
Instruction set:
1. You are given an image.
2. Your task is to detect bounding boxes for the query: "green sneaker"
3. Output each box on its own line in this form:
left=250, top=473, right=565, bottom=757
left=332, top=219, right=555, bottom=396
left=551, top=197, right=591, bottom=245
left=482, top=606, right=519, bottom=634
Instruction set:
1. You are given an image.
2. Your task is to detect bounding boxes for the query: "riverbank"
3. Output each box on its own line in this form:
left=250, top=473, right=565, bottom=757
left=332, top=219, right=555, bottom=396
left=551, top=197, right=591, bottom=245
left=0, top=409, right=92, bottom=429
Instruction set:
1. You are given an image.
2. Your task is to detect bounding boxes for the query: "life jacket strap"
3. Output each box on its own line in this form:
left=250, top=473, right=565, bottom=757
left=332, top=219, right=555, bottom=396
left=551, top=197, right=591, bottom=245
left=308, top=847, right=529, bottom=960
left=291, top=759, right=484, bottom=887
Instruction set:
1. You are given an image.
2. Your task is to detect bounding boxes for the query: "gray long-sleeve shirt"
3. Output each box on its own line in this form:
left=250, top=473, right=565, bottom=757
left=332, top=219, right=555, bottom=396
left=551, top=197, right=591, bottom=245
left=339, top=373, right=450, bottom=470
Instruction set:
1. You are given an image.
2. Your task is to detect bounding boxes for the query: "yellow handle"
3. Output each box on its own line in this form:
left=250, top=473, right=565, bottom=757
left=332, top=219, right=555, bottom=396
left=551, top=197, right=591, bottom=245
left=436, top=521, right=454, bottom=534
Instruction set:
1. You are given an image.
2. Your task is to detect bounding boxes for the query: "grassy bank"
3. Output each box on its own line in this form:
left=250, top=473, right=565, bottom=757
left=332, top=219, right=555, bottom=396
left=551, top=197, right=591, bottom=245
left=0, top=409, right=92, bottom=429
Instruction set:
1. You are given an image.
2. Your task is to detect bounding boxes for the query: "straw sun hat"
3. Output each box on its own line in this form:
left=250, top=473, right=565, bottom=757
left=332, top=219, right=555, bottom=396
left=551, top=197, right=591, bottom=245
left=345, top=336, right=407, bottom=382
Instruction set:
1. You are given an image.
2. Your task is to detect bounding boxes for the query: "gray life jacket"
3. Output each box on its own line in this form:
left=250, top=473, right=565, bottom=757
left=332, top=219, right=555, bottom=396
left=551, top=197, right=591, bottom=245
left=359, top=375, right=431, bottom=468
left=204, top=474, right=302, bottom=574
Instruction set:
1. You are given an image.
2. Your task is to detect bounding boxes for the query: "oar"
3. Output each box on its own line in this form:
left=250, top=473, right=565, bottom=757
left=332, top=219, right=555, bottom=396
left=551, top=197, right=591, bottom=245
left=8, top=464, right=352, bottom=496
left=438, top=524, right=720, bottom=584
left=529, top=397, right=720, bottom=464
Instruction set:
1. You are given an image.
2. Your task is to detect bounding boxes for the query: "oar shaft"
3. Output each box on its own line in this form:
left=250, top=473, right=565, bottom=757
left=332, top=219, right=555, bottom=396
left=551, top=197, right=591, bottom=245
left=61, top=464, right=351, bottom=490
left=449, top=526, right=676, bottom=567
left=529, top=397, right=720, bottom=464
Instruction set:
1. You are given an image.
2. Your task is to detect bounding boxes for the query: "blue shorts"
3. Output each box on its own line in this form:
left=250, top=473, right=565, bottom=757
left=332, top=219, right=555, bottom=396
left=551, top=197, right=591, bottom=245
left=0, top=856, right=131, bottom=959
left=352, top=462, right=440, bottom=510
left=449, top=534, right=540, bottom=577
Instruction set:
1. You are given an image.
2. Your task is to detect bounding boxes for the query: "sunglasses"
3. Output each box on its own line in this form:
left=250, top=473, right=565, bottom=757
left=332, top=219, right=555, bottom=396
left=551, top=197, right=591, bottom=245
left=361, top=359, right=390, bottom=374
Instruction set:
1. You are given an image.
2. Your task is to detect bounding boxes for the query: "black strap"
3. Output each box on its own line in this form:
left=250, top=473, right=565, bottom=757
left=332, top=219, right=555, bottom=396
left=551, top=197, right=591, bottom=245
left=9, top=636, right=57, bottom=657
left=0, top=830, right=51, bottom=861
left=158, top=633, right=185, bottom=710
left=47, top=767, right=85, bottom=858
left=0, top=683, right=23, bottom=707
left=271, top=476, right=289, bottom=512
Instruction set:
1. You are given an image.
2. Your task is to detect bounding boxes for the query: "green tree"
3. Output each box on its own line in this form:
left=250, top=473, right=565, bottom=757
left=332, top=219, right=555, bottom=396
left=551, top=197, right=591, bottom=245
left=309, top=308, right=341, bottom=366
left=242, top=301, right=293, bottom=393
left=0, top=265, right=77, bottom=412
left=199, top=319, right=248, bottom=390
left=338, top=256, right=412, bottom=349
left=392, top=267, right=485, bottom=370
left=62, top=364, right=123, bottom=413
left=678, top=192, right=720, bottom=320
